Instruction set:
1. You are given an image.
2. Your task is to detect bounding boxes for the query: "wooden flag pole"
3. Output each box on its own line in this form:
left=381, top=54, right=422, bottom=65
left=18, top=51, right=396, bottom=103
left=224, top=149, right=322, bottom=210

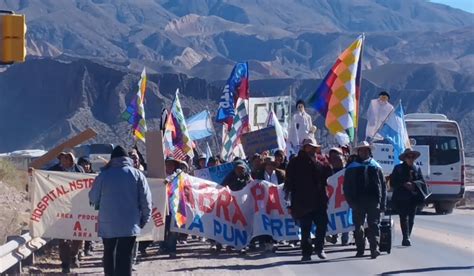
left=30, top=128, right=97, bottom=169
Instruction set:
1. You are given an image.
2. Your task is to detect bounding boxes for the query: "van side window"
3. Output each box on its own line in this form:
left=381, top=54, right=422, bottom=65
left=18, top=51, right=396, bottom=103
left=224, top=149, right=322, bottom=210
left=410, top=136, right=460, bottom=165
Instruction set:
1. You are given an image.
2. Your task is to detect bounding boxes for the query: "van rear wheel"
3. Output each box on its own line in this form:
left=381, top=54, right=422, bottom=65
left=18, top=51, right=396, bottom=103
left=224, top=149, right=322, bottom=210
left=434, top=202, right=455, bottom=214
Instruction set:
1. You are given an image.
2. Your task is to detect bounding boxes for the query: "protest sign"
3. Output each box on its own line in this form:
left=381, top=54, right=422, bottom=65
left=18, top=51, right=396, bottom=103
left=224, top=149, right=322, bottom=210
left=29, top=170, right=166, bottom=241
left=372, top=144, right=430, bottom=176
left=240, top=127, right=279, bottom=157
left=170, top=170, right=353, bottom=249
left=194, top=162, right=236, bottom=185
left=249, top=96, right=290, bottom=131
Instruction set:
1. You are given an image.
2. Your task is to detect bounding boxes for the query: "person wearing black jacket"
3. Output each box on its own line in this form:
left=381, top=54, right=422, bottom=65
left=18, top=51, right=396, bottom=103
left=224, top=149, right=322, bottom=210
left=284, top=138, right=331, bottom=262
left=343, top=141, right=386, bottom=259
left=390, top=148, right=427, bottom=247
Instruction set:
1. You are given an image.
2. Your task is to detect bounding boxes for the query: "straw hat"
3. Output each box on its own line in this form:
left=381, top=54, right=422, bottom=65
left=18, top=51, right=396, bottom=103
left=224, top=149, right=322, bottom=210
left=302, top=138, right=321, bottom=148
left=398, top=148, right=421, bottom=161
left=353, top=141, right=374, bottom=151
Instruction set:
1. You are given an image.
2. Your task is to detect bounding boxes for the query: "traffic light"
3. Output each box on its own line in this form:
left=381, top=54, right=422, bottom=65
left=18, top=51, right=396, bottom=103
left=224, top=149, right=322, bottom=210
left=0, top=13, right=26, bottom=63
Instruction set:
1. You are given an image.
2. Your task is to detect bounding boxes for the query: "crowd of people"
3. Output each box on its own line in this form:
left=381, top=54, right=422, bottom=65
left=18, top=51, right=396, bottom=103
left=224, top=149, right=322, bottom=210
left=43, top=98, right=428, bottom=276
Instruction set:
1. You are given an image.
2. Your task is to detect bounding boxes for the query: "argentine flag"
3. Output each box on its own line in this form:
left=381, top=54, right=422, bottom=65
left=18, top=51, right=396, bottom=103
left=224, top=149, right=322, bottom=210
left=378, top=102, right=411, bottom=164
left=186, top=110, right=214, bottom=141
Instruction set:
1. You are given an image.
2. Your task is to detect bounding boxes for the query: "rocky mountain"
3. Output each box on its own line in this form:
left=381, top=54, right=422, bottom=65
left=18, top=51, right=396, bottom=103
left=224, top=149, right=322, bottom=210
left=0, top=0, right=472, bottom=81
left=0, top=57, right=472, bottom=155
left=0, top=0, right=473, bottom=155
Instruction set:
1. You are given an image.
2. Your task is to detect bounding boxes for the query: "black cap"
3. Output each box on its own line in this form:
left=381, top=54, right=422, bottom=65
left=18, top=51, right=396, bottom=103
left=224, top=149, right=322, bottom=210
left=379, top=91, right=390, bottom=99
left=110, top=146, right=128, bottom=159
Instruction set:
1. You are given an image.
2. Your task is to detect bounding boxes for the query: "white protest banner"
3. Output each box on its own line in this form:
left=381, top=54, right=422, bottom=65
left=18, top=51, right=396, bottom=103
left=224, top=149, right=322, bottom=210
left=249, top=96, right=290, bottom=131
left=170, top=170, right=353, bottom=249
left=29, top=170, right=166, bottom=241
left=372, top=144, right=430, bottom=176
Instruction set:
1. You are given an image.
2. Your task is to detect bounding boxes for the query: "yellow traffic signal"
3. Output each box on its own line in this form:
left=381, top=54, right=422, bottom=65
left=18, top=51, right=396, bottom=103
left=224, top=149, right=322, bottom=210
left=0, top=13, right=26, bottom=63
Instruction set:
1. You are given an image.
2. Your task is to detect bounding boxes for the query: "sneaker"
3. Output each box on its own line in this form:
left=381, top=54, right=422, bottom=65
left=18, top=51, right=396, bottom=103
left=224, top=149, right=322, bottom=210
left=301, top=255, right=311, bottom=262
left=239, top=248, right=247, bottom=255
left=370, top=250, right=380, bottom=259
left=402, top=239, right=412, bottom=246
left=316, top=250, right=327, bottom=260
left=355, top=250, right=364, bottom=257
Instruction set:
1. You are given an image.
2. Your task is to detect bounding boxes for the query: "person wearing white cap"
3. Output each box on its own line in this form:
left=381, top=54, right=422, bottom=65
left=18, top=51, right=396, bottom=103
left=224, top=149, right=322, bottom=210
left=284, top=138, right=330, bottom=262
left=390, top=148, right=428, bottom=247
left=343, top=141, right=386, bottom=259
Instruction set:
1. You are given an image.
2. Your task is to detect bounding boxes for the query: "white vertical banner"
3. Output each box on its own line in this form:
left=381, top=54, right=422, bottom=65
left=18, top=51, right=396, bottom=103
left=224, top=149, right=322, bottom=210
left=29, top=170, right=166, bottom=241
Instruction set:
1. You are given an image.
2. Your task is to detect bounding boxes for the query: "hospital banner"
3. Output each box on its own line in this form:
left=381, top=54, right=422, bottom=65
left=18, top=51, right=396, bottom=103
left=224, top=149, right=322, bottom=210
left=170, top=170, right=353, bottom=249
left=249, top=96, right=290, bottom=131
left=29, top=170, right=167, bottom=241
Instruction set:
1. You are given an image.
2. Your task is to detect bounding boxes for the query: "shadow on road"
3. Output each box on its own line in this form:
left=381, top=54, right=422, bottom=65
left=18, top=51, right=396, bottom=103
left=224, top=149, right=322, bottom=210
left=378, top=265, right=474, bottom=275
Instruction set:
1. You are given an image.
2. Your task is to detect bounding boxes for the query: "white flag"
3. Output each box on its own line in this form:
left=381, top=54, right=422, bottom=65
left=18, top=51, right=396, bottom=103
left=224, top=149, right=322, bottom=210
left=366, top=99, right=394, bottom=140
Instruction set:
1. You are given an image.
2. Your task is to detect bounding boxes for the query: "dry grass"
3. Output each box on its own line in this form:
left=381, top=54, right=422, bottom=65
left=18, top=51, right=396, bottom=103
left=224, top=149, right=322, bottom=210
left=0, top=159, right=29, bottom=244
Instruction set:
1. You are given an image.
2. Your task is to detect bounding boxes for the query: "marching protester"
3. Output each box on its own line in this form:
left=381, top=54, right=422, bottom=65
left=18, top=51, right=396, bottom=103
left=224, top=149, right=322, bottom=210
left=274, top=149, right=288, bottom=171
left=257, top=156, right=286, bottom=185
left=89, top=146, right=152, bottom=276
left=326, top=147, right=349, bottom=246
left=222, top=160, right=252, bottom=192
left=196, top=153, right=207, bottom=169
left=78, top=156, right=95, bottom=257
left=48, top=150, right=85, bottom=273
left=343, top=141, right=386, bottom=259
left=390, top=148, right=428, bottom=246
left=250, top=153, right=263, bottom=179
left=284, top=138, right=330, bottom=262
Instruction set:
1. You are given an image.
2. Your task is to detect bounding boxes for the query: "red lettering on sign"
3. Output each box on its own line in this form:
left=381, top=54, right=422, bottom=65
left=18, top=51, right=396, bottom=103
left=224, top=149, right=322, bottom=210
left=251, top=183, right=265, bottom=212
left=266, top=186, right=284, bottom=215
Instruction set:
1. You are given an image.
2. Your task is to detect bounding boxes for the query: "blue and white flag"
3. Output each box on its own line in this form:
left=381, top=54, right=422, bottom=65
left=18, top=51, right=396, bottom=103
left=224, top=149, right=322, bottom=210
left=186, top=110, right=214, bottom=141
left=205, top=142, right=213, bottom=166
left=378, top=102, right=411, bottom=164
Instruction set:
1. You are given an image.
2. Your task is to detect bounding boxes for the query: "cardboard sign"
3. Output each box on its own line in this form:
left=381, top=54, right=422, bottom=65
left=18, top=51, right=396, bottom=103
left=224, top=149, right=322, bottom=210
left=170, top=171, right=353, bottom=249
left=372, top=144, right=430, bottom=176
left=249, top=96, right=290, bottom=131
left=29, top=170, right=166, bottom=241
left=240, top=127, right=279, bottom=157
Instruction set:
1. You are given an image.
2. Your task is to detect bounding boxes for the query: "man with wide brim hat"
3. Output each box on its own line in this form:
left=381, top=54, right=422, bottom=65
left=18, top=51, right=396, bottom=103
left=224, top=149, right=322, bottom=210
left=391, top=147, right=427, bottom=247
left=343, top=140, right=386, bottom=259
left=284, top=136, right=329, bottom=261
left=398, top=148, right=421, bottom=161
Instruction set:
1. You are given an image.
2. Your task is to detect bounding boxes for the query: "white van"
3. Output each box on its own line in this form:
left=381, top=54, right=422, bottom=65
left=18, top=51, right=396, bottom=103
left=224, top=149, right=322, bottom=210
left=405, top=113, right=465, bottom=214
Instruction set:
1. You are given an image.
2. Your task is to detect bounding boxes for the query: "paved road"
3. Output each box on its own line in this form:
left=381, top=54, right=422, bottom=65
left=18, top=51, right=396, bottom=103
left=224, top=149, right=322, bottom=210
left=31, top=207, right=474, bottom=275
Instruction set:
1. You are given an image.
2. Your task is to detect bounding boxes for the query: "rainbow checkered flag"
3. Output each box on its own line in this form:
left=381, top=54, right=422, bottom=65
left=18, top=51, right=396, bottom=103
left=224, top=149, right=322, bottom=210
left=167, top=172, right=187, bottom=228
left=170, top=89, right=195, bottom=159
left=308, top=35, right=364, bottom=145
left=122, top=68, right=148, bottom=142
left=221, top=98, right=249, bottom=161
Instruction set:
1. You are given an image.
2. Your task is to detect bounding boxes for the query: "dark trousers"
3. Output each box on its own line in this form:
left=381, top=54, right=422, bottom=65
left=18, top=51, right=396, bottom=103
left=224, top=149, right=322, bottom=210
left=58, top=240, right=82, bottom=269
left=163, top=215, right=177, bottom=253
left=299, top=209, right=328, bottom=257
left=102, top=236, right=136, bottom=276
left=396, top=200, right=417, bottom=240
left=352, top=203, right=380, bottom=252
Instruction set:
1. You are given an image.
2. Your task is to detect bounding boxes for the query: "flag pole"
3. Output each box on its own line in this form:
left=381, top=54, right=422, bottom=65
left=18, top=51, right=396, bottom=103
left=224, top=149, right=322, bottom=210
left=354, top=33, right=365, bottom=146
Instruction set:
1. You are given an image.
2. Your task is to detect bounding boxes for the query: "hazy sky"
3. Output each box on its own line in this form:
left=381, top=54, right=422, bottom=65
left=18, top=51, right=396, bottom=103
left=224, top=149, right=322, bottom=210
left=430, top=0, right=474, bottom=13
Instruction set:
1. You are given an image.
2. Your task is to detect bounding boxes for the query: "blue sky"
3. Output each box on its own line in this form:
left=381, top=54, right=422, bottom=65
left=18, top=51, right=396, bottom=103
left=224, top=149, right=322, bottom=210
left=430, top=0, right=474, bottom=13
